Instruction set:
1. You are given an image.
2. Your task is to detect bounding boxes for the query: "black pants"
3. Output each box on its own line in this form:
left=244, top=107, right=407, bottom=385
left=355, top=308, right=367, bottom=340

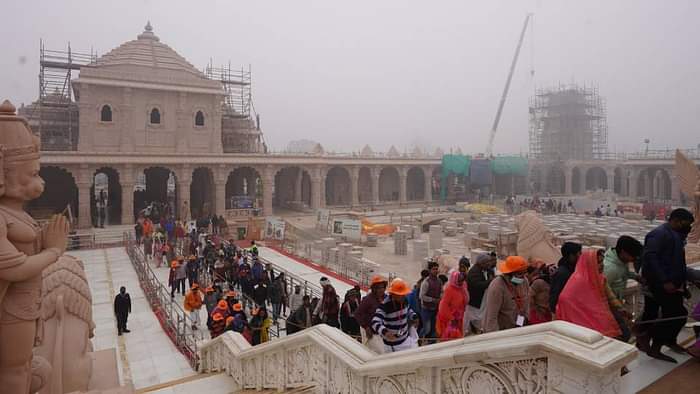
left=116, top=312, right=129, bottom=333
left=641, top=290, right=687, bottom=346
left=171, top=278, right=186, bottom=296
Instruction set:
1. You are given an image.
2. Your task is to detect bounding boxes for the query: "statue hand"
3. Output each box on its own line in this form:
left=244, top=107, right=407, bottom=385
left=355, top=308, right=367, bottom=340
left=43, top=214, right=69, bottom=254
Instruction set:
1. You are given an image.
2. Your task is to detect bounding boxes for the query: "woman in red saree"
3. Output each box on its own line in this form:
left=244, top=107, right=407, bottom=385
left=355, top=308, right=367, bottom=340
left=556, top=249, right=621, bottom=338
left=436, top=271, right=469, bottom=340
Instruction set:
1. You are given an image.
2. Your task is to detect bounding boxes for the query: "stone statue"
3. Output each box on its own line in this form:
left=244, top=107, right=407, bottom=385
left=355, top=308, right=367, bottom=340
left=514, top=210, right=561, bottom=264
left=35, top=255, right=95, bottom=394
left=675, top=149, right=700, bottom=244
left=0, top=100, right=70, bottom=393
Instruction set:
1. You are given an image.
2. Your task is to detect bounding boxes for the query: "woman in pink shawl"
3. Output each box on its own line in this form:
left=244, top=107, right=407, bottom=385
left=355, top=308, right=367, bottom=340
left=436, top=271, right=469, bottom=340
left=556, top=249, right=621, bottom=338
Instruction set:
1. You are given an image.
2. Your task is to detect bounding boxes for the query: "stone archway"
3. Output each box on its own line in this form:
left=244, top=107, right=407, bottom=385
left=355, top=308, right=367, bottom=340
left=379, top=167, right=400, bottom=202
left=585, top=167, right=607, bottom=191
left=325, top=166, right=351, bottom=206
left=90, top=167, right=122, bottom=226
left=653, top=168, right=672, bottom=201
left=613, top=167, right=623, bottom=195
left=406, top=167, right=425, bottom=201
left=545, top=166, right=566, bottom=195
left=571, top=167, right=582, bottom=194
left=191, top=167, right=215, bottom=219
left=274, top=166, right=311, bottom=210
left=226, top=167, right=261, bottom=209
left=28, top=166, right=79, bottom=221
left=134, top=166, right=178, bottom=220
left=358, top=167, right=373, bottom=204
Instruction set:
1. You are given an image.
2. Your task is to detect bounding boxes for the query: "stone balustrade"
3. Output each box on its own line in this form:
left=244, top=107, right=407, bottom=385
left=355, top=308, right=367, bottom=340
left=199, top=321, right=636, bottom=393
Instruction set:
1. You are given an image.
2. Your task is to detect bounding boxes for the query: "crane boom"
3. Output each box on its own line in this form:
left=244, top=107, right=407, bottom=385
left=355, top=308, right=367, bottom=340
left=485, top=13, right=532, bottom=157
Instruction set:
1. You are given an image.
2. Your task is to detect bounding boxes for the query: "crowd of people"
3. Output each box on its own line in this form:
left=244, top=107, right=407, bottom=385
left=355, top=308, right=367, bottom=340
left=358, top=207, right=699, bottom=367
left=131, top=204, right=699, bottom=366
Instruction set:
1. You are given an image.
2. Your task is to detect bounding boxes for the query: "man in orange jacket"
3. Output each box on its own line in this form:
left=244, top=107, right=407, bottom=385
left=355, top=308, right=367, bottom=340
left=184, top=283, right=203, bottom=330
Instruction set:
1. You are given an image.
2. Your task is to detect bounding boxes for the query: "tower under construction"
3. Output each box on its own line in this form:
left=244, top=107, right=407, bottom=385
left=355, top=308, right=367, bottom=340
left=528, top=84, right=607, bottom=161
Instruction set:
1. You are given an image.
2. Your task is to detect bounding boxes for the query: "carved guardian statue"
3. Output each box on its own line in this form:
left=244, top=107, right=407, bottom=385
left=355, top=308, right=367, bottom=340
left=514, top=210, right=561, bottom=264
left=0, top=100, right=70, bottom=393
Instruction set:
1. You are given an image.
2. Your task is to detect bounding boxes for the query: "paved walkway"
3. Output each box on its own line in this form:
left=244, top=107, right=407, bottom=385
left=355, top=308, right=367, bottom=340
left=72, top=247, right=195, bottom=389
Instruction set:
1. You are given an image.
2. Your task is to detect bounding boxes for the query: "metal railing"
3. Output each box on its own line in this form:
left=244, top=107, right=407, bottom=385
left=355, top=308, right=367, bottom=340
left=123, top=233, right=200, bottom=369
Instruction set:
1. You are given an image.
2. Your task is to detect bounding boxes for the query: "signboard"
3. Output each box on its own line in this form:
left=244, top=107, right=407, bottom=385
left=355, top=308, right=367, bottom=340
left=331, top=218, right=362, bottom=242
left=316, top=209, right=331, bottom=231
left=265, top=217, right=286, bottom=240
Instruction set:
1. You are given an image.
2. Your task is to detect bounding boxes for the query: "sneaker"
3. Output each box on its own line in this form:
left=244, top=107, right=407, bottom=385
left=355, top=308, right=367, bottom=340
left=123, top=329, right=131, bottom=333
left=666, top=343, right=686, bottom=354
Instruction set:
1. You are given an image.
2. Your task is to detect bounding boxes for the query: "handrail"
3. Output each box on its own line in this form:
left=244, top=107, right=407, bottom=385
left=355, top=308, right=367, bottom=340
left=123, top=233, right=200, bottom=369
left=199, top=321, right=636, bottom=393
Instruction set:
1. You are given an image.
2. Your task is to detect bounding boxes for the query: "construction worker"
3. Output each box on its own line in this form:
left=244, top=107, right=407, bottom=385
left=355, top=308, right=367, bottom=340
left=371, top=278, right=419, bottom=352
left=209, top=312, right=226, bottom=339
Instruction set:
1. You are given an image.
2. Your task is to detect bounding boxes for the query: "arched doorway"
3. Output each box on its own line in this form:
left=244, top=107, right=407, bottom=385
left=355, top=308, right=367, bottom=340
left=571, top=167, right=581, bottom=194
left=226, top=167, right=261, bottom=209
left=585, top=167, right=607, bottom=191
left=274, top=167, right=311, bottom=210
left=134, top=167, right=177, bottom=221
left=90, top=167, right=122, bottom=227
left=325, top=167, right=351, bottom=206
left=28, top=166, right=79, bottom=221
left=358, top=167, right=373, bottom=204
left=613, top=168, right=623, bottom=195
left=379, top=167, right=400, bottom=202
left=545, top=166, right=565, bottom=195
left=653, top=169, right=672, bottom=201
left=191, top=167, right=215, bottom=220
left=406, top=167, right=425, bottom=201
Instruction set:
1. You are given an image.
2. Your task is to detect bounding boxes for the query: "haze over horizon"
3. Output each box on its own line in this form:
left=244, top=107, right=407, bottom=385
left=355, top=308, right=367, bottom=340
left=2, top=0, right=699, bottom=155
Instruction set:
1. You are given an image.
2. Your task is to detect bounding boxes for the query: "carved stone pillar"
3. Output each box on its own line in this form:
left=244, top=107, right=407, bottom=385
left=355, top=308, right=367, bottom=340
left=399, top=167, right=407, bottom=204
left=629, top=168, right=640, bottom=200
left=176, top=91, right=188, bottom=153
left=371, top=167, right=380, bottom=204
left=579, top=167, right=587, bottom=193
left=120, top=87, right=134, bottom=152
left=177, top=166, right=192, bottom=221
left=671, top=169, right=681, bottom=202
left=606, top=169, right=615, bottom=193
left=262, top=166, right=275, bottom=216
left=564, top=166, right=573, bottom=195
left=294, top=168, right=303, bottom=202
left=215, top=165, right=227, bottom=217
left=120, top=163, right=135, bottom=225
left=350, top=167, right=359, bottom=207
left=424, top=167, right=433, bottom=202
left=77, top=182, right=92, bottom=229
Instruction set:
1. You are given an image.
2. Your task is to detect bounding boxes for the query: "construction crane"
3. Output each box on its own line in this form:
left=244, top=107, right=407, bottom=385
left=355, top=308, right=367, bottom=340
left=484, top=13, right=532, bottom=157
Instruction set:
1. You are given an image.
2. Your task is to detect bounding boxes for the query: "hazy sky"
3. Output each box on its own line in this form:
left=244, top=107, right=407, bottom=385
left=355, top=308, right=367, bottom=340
left=2, top=0, right=699, bottom=155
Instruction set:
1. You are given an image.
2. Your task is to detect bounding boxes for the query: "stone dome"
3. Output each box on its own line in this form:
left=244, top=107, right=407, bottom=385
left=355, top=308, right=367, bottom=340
left=93, top=22, right=205, bottom=79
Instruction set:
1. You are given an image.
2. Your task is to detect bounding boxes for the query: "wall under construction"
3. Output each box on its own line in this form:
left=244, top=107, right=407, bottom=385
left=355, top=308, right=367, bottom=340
left=528, top=84, right=607, bottom=161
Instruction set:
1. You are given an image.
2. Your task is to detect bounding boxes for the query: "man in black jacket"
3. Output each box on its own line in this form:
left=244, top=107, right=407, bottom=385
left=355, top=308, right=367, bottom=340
left=114, top=286, right=132, bottom=335
left=637, top=208, right=694, bottom=363
left=548, top=242, right=582, bottom=312
left=466, top=252, right=496, bottom=332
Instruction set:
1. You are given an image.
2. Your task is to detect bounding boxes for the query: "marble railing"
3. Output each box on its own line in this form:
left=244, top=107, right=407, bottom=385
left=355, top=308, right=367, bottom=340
left=199, top=321, right=636, bottom=393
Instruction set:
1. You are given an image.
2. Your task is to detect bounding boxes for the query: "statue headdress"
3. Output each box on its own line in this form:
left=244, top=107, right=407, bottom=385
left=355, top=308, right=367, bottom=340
left=0, top=100, right=41, bottom=195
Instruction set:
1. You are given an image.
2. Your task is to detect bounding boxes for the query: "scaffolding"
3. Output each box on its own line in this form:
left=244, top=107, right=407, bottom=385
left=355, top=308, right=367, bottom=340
left=20, top=40, right=96, bottom=151
left=528, top=84, right=607, bottom=160
left=205, top=61, right=252, bottom=118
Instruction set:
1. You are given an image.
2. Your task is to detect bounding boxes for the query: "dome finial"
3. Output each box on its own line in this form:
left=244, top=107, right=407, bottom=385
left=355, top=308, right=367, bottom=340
left=138, top=21, right=159, bottom=41
left=145, top=21, right=153, bottom=32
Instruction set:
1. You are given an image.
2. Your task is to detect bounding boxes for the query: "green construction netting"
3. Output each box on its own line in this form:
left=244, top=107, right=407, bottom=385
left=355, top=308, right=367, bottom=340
left=440, top=154, right=471, bottom=201
left=491, top=156, right=528, bottom=176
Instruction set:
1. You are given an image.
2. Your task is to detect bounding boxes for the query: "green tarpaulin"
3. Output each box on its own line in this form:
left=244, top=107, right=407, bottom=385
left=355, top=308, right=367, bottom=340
left=490, top=156, right=528, bottom=176
left=440, top=154, right=471, bottom=201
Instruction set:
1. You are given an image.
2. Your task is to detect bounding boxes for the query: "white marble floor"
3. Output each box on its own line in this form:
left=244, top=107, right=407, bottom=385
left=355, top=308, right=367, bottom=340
left=71, top=247, right=196, bottom=389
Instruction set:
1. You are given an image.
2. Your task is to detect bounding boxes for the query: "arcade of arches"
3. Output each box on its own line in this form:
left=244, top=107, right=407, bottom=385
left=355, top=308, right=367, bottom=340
left=32, top=163, right=436, bottom=229
left=32, top=161, right=684, bottom=229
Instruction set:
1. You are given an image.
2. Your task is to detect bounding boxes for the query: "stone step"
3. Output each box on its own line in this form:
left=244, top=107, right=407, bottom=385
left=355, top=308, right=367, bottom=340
left=234, top=385, right=316, bottom=394
left=138, top=372, right=235, bottom=393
